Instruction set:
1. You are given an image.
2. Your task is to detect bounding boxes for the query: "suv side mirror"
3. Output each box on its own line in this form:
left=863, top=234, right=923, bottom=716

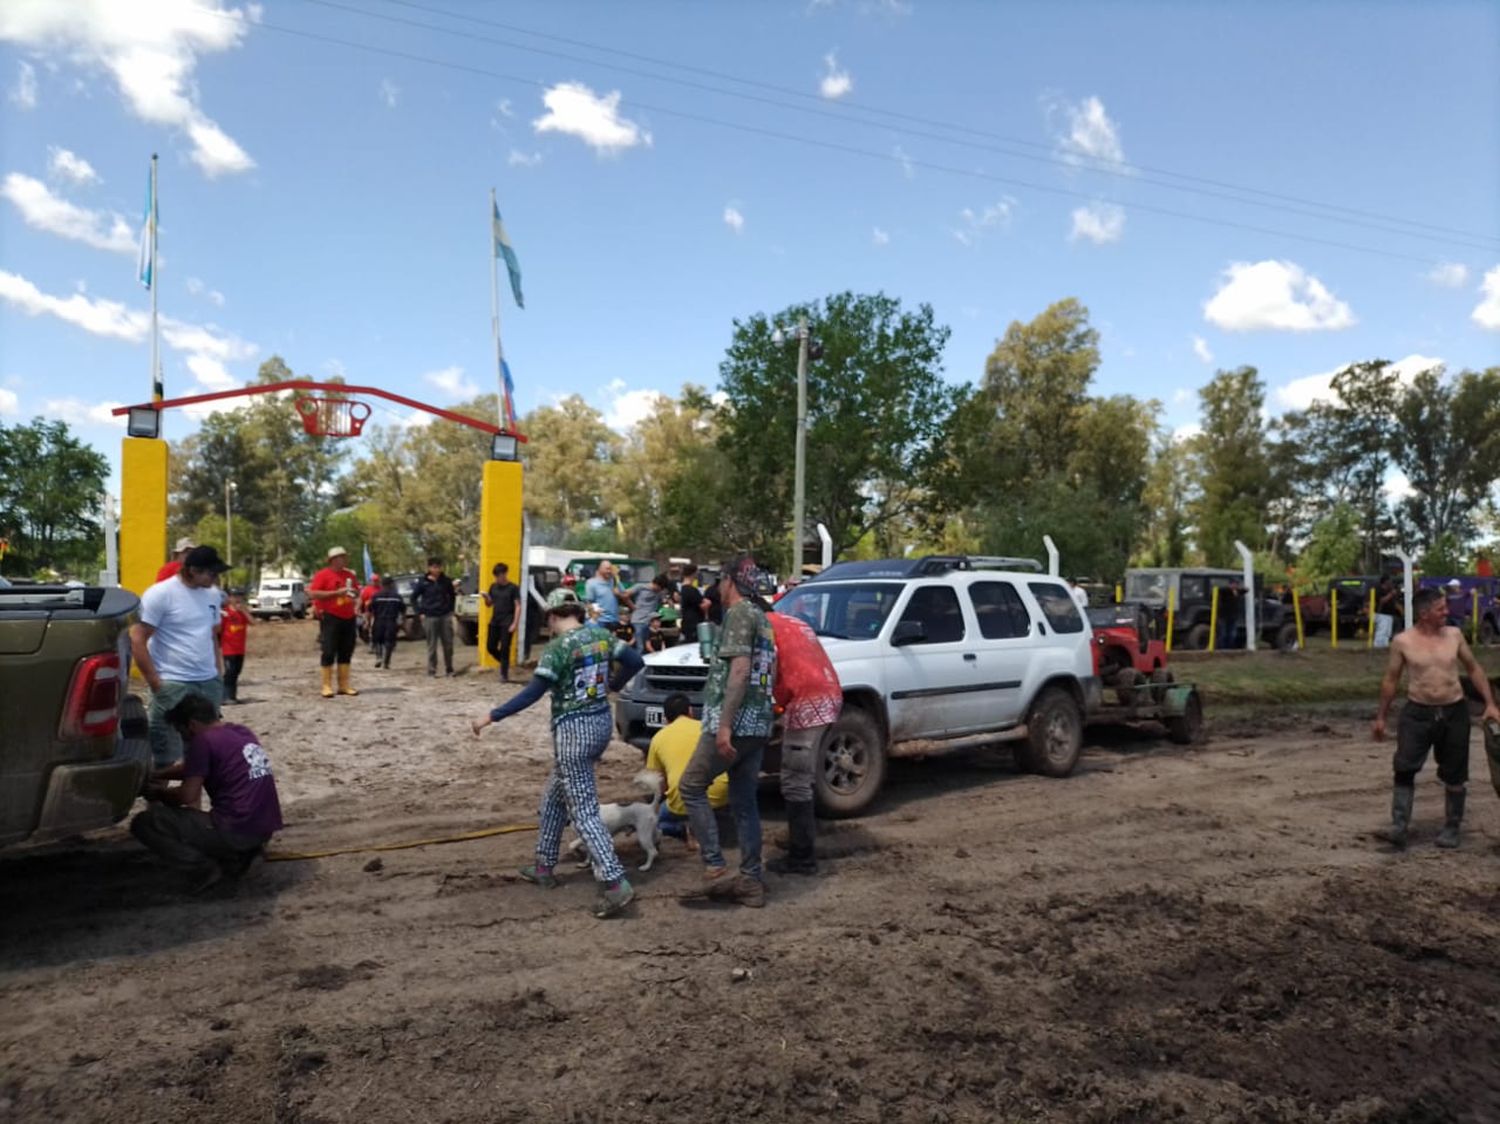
left=890, top=619, right=926, bottom=647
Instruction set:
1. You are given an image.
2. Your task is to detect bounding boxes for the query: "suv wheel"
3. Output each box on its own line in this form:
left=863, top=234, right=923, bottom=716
left=1275, top=621, right=1298, bottom=651
left=1186, top=622, right=1211, bottom=651
left=1022, top=686, right=1083, bottom=777
left=815, top=708, right=887, bottom=819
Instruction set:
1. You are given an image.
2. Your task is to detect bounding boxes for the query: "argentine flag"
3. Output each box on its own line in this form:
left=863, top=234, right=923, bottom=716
left=492, top=200, right=524, bottom=310
left=136, top=166, right=156, bottom=290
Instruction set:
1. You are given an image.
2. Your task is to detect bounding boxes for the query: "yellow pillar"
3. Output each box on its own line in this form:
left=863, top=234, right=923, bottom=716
left=478, top=459, right=524, bottom=670
left=120, top=437, right=168, bottom=597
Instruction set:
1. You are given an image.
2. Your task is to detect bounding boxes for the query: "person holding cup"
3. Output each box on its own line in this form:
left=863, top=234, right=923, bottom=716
left=308, top=546, right=361, bottom=698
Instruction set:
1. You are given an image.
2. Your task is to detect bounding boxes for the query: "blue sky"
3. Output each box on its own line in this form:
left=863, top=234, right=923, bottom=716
left=2, top=0, right=1498, bottom=488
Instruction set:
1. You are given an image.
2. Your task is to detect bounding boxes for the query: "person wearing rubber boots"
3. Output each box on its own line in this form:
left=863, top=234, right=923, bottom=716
left=470, top=600, right=644, bottom=919
left=308, top=547, right=361, bottom=698
left=767, top=611, right=841, bottom=876
left=1373, top=586, right=1500, bottom=849
left=679, top=554, right=777, bottom=908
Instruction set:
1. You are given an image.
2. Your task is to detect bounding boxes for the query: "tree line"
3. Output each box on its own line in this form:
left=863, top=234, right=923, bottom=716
left=2, top=292, right=1495, bottom=587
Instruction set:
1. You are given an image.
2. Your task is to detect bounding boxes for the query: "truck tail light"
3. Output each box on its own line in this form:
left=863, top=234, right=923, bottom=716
left=58, top=653, right=122, bottom=741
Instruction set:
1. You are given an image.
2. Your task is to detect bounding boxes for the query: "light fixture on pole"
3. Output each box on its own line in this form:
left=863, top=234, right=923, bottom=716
left=771, top=317, right=822, bottom=577
left=224, top=479, right=237, bottom=567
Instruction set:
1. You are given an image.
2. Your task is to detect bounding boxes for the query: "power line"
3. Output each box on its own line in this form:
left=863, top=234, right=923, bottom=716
left=204, top=7, right=1466, bottom=266
left=326, top=0, right=1500, bottom=251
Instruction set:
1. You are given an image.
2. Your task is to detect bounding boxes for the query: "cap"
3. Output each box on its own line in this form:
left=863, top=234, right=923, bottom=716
left=183, top=545, right=230, bottom=574
left=174, top=536, right=196, bottom=553
left=326, top=546, right=348, bottom=560
left=722, top=552, right=771, bottom=597
left=1445, top=578, right=1463, bottom=588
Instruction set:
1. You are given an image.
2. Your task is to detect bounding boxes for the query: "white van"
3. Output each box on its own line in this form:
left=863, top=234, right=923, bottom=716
left=249, top=578, right=309, bottom=620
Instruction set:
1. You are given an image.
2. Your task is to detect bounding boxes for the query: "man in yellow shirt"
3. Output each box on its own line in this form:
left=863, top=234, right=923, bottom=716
left=645, top=693, right=728, bottom=846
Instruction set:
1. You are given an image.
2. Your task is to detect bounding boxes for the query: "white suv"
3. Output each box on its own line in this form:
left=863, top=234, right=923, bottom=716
left=614, top=556, right=1101, bottom=817
left=248, top=578, right=309, bottom=620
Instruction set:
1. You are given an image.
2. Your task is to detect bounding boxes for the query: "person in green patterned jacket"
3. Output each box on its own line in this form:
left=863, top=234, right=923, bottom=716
left=678, top=553, right=777, bottom=908
left=471, top=600, right=644, bottom=918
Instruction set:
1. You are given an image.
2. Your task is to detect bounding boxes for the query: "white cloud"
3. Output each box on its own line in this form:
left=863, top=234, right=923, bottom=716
left=1047, top=93, right=1128, bottom=171
left=1069, top=201, right=1125, bottom=245
left=10, top=60, right=36, bottom=108
left=1384, top=471, right=1415, bottom=502
left=496, top=98, right=514, bottom=118
left=723, top=205, right=745, bottom=234
left=605, top=386, right=664, bottom=433
left=872, top=226, right=890, bottom=246
left=0, top=1, right=256, bottom=177
left=423, top=365, right=478, bottom=398
left=1203, top=260, right=1355, bottom=333
left=379, top=77, right=399, bottom=108
left=1191, top=336, right=1213, bottom=364
left=47, top=146, right=100, bottom=185
left=1171, top=387, right=1193, bottom=405
left=819, top=52, right=853, bottom=100
left=186, top=352, right=235, bottom=390
left=0, top=387, right=19, bottom=416
left=1, top=173, right=134, bottom=252
left=185, top=276, right=225, bottom=306
left=1272, top=354, right=1442, bottom=413
left=1473, top=265, right=1500, bottom=331
left=1425, top=261, right=1469, bottom=289
left=953, top=197, right=1017, bottom=246
left=398, top=409, right=435, bottom=429
left=532, top=81, right=650, bottom=154
left=507, top=148, right=543, bottom=168
left=42, top=396, right=126, bottom=428
left=893, top=145, right=914, bottom=179
left=1173, top=422, right=1202, bottom=443
left=0, top=270, right=257, bottom=393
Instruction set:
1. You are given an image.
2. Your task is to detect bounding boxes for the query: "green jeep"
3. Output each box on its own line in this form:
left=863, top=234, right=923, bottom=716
left=0, top=582, right=151, bottom=848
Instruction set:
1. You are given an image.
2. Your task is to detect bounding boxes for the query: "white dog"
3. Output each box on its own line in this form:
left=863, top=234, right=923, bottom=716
left=567, top=771, right=663, bottom=872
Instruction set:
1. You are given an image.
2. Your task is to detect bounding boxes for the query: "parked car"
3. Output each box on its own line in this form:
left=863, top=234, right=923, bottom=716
left=615, top=555, right=1102, bottom=818
left=1122, top=567, right=1294, bottom=650
left=1421, top=576, right=1500, bottom=644
left=0, top=583, right=151, bottom=848
left=248, top=577, right=308, bottom=620
left=387, top=572, right=426, bottom=640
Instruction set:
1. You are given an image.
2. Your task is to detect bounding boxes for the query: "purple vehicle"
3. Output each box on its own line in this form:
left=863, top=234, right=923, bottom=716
left=1418, top=576, right=1499, bottom=645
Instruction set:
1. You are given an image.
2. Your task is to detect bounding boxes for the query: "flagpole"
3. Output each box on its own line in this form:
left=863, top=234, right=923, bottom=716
left=150, top=153, right=162, bottom=405
left=489, top=187, right=506, bottom=433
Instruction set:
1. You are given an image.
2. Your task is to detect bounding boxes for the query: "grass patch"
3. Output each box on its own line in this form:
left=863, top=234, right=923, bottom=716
left=1168, top=646, right=1500, bottom=707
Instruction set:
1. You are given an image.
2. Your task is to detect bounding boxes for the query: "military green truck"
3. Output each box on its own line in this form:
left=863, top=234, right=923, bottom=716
left=0, top=581, right=151, bottom=848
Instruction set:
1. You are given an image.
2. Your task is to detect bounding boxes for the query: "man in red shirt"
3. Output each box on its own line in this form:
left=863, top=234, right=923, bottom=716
left=220, top=588, right=251, bottom=704
left=156, top=536, right=196, bottom=583
left=767, top=611, right=842, bottom=876
left=307, top=546, right=360, bottom=698
left=358, top=572, right=381, bottom=651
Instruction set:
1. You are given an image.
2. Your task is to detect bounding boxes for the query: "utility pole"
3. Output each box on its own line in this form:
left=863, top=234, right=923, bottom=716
left=225, top=479, right=237, bottom=566
left=792, top=316, right=809, bottom=580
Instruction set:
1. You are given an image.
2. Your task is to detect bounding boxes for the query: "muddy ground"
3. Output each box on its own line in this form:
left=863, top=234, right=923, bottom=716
left=3, top=620, right=1499, bottom=1123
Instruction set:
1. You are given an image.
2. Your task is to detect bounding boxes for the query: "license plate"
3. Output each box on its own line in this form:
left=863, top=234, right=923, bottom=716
left=645, top=706, right=665, bottom=728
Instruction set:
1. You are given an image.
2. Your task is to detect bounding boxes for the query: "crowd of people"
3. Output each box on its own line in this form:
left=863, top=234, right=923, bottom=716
left=124, top=542, right=1499, bottom=919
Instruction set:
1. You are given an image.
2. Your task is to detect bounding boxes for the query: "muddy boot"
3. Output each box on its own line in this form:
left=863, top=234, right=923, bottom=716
left=1435, top=788, right=1465, bottom=849
left=320, top=666, right=335, bottom=699
left=337, top=664, right=359, bottom=696
left=768, top=801, right=819, bottom=875
left=1377, top=784, right=1414, bottom=848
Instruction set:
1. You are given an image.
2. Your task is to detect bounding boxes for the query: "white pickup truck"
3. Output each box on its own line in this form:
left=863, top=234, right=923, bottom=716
left=614, top=555, right=1101, bottom=817
left=248, top=578, right=308, bottom=620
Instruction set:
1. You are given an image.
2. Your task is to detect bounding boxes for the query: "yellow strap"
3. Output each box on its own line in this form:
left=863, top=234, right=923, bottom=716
left=265, top=822, right=537, bottom=862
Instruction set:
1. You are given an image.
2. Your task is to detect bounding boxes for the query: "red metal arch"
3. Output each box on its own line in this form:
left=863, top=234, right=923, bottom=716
left=112, top=380, right=526, bottom=440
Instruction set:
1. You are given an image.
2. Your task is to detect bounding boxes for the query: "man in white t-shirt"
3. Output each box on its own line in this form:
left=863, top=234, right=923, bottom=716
left=1069, top=579, right=1091, bottom=612
left=131, top=545, right=230, bottom=767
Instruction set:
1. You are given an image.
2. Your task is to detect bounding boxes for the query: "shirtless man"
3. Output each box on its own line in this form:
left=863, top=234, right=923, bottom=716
left=1373, top=586, right=1500, bottom=849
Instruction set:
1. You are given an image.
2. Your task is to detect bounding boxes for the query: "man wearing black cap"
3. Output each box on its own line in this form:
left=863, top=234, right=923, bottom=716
left=131, top=545, right=230, bottom=767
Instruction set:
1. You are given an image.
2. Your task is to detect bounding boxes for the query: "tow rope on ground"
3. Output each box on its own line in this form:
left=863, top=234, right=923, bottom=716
left=265, top=822, right=537, bottom=862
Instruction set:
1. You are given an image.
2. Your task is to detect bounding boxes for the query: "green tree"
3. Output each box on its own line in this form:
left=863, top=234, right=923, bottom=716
left=610, top=385, right=721, bottom=557
left=517, top=394, right=622, bottom=544
left=1191, top=366, right=1273, bottom=565
left=715, top=291, right=961, bottom=567
left=0, top=418, right=109, bottom=574
left=1293, top=504, right=1362, bottom=589
left=1137, top=434, right=1193, bottom=567
left=1390, top=366, right=1500, bottom=551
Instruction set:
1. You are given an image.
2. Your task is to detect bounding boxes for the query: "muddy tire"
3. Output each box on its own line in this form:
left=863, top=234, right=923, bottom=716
left=1115, top=667, right=1143, bottom=709
left=1166, top=689, right=1205, bottom=745
left=1021, top=686, right=1083, bottom=778
left=1186, top=623, right=1211, bottom=651
left=1275, top=621, right=1298, bottom=651
left=815, top=707, right=887, bottom=819
left=1149, top=668, right=1173, bottom=706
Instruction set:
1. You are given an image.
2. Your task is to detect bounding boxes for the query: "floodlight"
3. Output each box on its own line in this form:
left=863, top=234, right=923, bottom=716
left=126, top=407, right=161, bottom=439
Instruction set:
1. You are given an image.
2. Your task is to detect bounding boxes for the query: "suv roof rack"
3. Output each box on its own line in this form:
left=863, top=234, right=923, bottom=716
left=806, top=555, right=1046, bottom=582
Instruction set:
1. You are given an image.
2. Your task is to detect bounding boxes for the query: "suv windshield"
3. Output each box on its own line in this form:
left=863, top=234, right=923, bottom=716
left=1125, top=572, right=1170, bottom=604
left=774, top=582, right=903, bottom=640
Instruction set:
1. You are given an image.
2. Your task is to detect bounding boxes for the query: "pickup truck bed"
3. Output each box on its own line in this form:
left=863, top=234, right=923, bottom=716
left=0, top=584, right=151, bottom=848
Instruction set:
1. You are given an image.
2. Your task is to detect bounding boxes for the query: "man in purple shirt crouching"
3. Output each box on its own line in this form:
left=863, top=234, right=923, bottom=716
left=131, top=692, right=285, bottom=893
